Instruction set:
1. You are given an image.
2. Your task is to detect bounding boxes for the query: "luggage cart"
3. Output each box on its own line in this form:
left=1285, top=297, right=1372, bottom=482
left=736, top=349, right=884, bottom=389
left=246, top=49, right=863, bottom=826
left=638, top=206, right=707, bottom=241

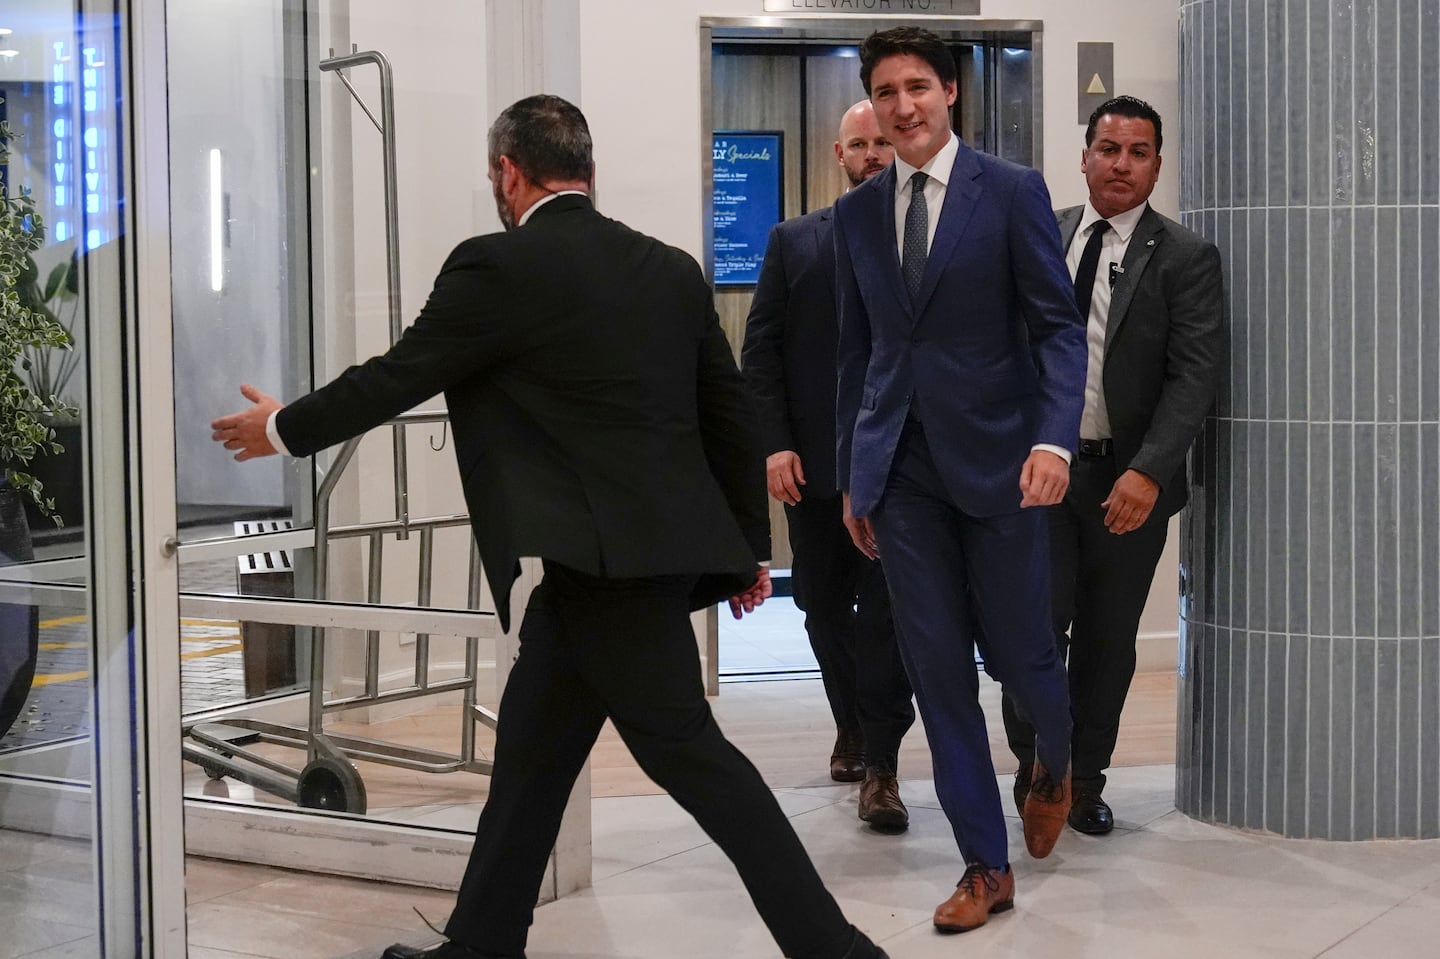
left=181, top=48, right=501, bottom=815
left=182, top=411, right=502, bottom=815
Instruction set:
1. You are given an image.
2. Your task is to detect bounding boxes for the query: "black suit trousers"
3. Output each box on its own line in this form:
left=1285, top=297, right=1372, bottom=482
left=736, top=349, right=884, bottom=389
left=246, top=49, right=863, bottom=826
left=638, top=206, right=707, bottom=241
left=1002, top=453, right=1169, bottom=787
left=444, top=563, right=852, bottom=959
left=785, top=494, right=914, bottom=766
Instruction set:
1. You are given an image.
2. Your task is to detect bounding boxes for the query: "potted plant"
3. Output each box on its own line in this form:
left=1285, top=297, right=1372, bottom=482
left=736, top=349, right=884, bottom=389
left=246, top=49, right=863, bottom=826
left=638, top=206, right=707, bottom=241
left=0, top=99, right=75, bottom=741
left=14, top=246, right=81, bottom=533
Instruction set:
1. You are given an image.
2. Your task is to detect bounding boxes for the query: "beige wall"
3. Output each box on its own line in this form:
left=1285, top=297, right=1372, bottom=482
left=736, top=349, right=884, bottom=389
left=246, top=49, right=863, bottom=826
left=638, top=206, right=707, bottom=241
left=576, top=1, right=1181, bottom=252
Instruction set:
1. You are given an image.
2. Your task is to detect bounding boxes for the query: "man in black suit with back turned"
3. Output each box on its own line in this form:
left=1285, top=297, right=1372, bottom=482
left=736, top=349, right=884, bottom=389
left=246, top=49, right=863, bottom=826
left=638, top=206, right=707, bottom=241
left=741, top=99, right=915, bottom=832
left=211, top=95, right=887, bottom=959
left=1002, top=95, right=1224, bottom=835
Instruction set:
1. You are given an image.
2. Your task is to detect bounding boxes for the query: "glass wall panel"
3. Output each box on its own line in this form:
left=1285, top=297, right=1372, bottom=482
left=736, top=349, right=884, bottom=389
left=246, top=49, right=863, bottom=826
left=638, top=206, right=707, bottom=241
left=0, top=0, right=179, bottom=953
left=166, top=2, right=509, bottom=849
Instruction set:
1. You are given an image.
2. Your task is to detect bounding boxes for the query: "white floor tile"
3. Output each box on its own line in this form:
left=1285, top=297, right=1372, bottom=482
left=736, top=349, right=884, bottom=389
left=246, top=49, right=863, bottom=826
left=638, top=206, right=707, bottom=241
left=519, top=763, right=1440, bottom=959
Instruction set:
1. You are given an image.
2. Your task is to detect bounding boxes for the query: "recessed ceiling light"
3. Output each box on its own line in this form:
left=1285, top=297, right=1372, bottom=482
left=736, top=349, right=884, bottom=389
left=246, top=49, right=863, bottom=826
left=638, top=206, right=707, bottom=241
left=0, top=50, right=20, bottom=59
left=0, top=28, right=13, bottom=37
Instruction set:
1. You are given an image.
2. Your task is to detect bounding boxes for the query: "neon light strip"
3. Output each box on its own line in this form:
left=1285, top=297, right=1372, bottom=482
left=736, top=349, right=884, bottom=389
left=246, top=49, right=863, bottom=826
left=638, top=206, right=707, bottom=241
left=209, top=148, right=223, bottom=292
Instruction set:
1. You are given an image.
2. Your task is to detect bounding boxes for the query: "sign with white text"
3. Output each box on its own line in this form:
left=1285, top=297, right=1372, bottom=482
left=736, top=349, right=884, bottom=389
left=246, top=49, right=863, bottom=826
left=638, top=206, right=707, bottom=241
left=712, top=132, right=783, bottom=287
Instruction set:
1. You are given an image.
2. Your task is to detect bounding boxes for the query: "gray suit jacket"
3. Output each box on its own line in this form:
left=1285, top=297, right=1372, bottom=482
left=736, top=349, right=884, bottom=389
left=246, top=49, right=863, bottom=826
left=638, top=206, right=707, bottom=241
left=1056, top=203, right=1225, bottom=521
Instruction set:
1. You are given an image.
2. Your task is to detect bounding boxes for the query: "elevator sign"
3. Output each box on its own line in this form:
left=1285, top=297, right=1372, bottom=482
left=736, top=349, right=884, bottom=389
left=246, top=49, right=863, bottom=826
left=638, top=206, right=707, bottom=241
left=763, top=0, right=981, bottom=12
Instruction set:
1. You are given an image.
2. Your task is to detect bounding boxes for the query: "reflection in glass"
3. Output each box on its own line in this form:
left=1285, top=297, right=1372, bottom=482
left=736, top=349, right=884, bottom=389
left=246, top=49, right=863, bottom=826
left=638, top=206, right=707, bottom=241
left=0, top=1, right=111, bottom=951
left=996, top=45, right=1035, bottom=167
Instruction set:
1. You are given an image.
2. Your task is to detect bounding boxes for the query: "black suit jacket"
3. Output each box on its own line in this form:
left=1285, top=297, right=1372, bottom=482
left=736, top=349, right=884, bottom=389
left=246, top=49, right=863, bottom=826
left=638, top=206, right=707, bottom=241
left=1057, top=203, right=1225, bottom=521
left=278, top=195, right=768, bottom=630
left=739, top=206, right=842, bottom=498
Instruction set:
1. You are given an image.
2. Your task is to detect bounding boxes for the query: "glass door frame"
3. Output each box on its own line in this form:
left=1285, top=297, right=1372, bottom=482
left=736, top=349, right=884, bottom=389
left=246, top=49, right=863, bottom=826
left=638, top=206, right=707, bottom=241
left=117, top=0, right=187, bottom=953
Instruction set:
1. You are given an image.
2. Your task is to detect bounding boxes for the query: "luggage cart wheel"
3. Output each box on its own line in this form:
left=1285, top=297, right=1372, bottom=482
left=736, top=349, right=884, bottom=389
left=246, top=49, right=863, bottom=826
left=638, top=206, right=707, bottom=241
left=200, top=763, right=227, bottom=782
left=297, top=757, right=367, bottom=814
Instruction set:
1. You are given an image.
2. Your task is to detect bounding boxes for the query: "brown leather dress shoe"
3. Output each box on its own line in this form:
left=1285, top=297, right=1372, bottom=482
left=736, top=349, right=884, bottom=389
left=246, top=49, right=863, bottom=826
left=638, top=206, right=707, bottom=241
left=932, top=863, right=1015, bottom=932
left=1021, top=760, right=1071, bottom=858
left=1068, top=783, right=1114, bottom=834
left=830, top=729, right=865, bottom=783
left=857, top=766, right=909, bottom=832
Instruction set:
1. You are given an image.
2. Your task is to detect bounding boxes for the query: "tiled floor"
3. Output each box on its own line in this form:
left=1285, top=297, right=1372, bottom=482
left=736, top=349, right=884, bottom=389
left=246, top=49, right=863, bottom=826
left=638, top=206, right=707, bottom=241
left=7, top=671, right=1440, bottom=957
left=718, top=588, right=821, bottom=677
left=7, top=592, right=1440, bottom=958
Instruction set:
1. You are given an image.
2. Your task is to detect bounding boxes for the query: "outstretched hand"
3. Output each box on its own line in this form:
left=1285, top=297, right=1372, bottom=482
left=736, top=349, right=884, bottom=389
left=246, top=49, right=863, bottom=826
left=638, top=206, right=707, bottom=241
left=210, top=384, right=283, bottom=461
left=728, top=566, right=773, bottom=619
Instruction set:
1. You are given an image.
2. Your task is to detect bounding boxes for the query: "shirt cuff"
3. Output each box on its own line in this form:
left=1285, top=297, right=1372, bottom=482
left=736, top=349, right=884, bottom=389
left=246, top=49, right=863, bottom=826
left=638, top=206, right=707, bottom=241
left=1032, top=442, right=1072, bottom=465
left=265, top=410, right=291, bottom=457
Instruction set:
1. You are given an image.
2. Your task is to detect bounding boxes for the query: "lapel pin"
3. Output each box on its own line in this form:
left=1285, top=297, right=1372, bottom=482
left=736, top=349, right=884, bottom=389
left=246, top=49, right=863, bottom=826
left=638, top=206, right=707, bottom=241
left=1147, top=239, right=1156, bottom=247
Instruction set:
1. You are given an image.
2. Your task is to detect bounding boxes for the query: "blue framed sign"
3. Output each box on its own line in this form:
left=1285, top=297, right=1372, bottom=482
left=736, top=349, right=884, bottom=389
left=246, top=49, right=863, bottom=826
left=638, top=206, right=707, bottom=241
left=712, top=131, right=783, bottom=286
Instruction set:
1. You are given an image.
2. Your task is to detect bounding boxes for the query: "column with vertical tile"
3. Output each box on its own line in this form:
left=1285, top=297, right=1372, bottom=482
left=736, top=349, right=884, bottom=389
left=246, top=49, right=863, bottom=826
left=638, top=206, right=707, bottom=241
left=1177, top=0, right=1440, bottom=839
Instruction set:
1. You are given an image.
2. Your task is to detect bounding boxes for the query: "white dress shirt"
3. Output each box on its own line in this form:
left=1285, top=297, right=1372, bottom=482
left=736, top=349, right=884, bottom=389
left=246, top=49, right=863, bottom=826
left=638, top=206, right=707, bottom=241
left=1067, top=199, right=1148, bottom=441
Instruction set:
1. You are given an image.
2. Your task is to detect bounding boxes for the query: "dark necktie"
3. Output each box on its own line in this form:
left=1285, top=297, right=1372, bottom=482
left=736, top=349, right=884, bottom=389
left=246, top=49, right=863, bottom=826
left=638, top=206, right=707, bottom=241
left=1072, top=219, right=1111, bottom=318
left=902, top=171, right=929, bottom=302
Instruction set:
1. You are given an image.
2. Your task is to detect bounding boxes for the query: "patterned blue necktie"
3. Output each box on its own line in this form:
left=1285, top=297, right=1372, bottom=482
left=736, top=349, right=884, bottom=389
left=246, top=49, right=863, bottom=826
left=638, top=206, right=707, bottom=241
left=902, top=171, right=929, bottom=303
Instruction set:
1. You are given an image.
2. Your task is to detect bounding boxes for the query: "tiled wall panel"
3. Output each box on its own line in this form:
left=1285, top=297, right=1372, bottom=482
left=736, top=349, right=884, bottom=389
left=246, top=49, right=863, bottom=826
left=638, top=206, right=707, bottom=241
left=1178, top=0, right=1440, bottom=838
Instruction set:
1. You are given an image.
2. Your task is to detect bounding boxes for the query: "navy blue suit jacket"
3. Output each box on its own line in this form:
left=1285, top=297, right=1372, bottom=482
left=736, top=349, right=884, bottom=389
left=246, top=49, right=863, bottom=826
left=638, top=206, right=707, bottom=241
left=834, top=140, right=1087, bottom=517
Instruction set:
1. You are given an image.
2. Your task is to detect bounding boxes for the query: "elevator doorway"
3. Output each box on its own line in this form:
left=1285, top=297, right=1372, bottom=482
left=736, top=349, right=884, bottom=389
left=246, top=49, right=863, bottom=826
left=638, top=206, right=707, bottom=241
left=700, top=17, right=1042, bottom=682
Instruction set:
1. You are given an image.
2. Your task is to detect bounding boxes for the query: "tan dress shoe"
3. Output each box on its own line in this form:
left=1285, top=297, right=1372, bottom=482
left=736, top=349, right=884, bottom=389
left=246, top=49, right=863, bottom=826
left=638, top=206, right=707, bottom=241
left=857, top=767, right=909, bottom=832
left=1021, top=760, right=1071, bottom=858
left=932, top=863, right=1014, bottom=932
left=830, top=729, right=865, bottom=783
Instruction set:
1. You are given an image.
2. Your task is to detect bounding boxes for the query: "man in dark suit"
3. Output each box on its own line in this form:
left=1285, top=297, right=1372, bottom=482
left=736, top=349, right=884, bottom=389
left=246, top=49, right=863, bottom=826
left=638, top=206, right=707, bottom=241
left=211, top=95, right=887, bottom=959
left=1002, top=95, right=1224, bottom=836
left=741, top=99, right=914, bottom=832
left=833, top=28, right=1087, bottom=931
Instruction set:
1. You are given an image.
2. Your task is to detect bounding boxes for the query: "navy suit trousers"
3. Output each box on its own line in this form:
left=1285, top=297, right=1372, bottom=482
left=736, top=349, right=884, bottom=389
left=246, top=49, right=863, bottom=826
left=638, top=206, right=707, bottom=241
left=869, top=420, right=1071, bottom=867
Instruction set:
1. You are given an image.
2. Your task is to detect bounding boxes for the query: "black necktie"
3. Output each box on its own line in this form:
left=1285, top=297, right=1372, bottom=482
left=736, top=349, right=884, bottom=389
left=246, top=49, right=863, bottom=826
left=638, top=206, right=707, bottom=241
left=902, top=172, right=929, bottom=302
left=1073, top=219, right=1111, bottom=318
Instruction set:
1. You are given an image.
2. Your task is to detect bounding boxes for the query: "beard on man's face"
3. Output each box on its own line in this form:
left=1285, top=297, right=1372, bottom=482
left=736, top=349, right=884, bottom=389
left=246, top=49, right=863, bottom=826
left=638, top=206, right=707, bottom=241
left=846, top=159, right=886, bottom=188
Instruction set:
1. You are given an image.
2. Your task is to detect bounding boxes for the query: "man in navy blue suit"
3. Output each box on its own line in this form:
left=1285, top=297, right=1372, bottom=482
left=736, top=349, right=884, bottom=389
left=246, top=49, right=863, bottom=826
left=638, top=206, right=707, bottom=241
left=833, top=27, right=1087, bottom=932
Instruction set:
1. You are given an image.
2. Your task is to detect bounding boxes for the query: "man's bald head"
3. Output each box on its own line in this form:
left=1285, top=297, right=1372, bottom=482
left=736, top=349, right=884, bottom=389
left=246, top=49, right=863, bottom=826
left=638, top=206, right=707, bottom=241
left=834, top=99, right=895, bottom=188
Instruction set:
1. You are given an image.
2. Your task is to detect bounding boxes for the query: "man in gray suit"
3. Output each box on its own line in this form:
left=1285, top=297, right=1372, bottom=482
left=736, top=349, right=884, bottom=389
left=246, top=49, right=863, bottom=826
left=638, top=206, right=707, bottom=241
left=1002, top=95, right=1224, bottom=835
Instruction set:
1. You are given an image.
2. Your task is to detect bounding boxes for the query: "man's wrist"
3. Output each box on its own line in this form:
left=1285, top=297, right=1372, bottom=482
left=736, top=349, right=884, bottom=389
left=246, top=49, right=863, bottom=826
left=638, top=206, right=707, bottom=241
left=265, top=410, right=291, bottom=456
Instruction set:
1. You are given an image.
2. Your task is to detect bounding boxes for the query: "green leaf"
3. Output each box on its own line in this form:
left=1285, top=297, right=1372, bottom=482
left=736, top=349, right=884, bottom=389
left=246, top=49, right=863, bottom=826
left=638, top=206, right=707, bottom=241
left=42, top=260, right=68, bottom=301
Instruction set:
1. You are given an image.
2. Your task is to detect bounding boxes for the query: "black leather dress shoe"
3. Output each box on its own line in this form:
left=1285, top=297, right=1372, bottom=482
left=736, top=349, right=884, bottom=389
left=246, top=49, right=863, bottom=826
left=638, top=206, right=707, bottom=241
left=1067, top=787, right=1114, bottom=835
left=1011, top=765, right=1032, bottom=817
left=382, top=940, right=492, bottom=959
left=840, top=926, right=890, bottom=959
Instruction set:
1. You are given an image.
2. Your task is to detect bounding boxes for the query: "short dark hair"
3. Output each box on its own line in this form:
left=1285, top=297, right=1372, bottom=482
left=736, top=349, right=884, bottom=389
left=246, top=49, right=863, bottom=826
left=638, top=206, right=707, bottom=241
left=488, top=94, right=594, bottom=184
left=1085, top=95, right=1163, bottom=154
left=858, top=27, right=957, bottom=95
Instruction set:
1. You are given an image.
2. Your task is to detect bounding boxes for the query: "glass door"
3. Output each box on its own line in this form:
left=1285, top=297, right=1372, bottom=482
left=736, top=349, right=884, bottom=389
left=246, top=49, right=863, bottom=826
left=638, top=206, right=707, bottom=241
left=0, top=0, right=186, bottom=954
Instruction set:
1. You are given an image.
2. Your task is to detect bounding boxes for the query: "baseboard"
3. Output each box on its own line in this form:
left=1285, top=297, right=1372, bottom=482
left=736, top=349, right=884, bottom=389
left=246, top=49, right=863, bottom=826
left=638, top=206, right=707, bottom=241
left=0, top=773, right=92, bottom=838
left=1136, top=630, right=1178, bottom=674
